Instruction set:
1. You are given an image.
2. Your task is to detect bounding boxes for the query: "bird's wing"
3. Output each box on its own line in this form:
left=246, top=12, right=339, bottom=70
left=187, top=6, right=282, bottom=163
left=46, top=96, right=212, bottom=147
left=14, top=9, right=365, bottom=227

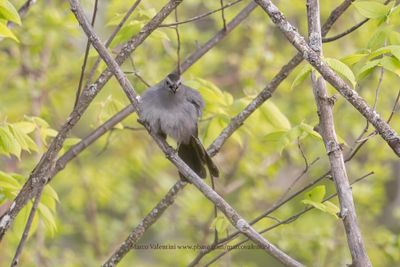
left=183, top=86, right=205, bottom=118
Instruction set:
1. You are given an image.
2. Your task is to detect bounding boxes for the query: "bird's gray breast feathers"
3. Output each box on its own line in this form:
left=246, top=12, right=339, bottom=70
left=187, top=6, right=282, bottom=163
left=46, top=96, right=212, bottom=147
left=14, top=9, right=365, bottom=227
left=140, top=84, right=204, bottom=144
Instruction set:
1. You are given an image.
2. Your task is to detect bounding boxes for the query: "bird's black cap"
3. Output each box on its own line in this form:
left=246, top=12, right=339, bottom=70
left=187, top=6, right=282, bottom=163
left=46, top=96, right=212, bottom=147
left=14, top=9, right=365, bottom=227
left=166, top=73, right=181, bottom=82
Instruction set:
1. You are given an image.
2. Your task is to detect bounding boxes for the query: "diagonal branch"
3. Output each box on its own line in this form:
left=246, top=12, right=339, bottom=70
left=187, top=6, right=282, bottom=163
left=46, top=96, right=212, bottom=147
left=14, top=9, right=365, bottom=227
left=73, top=0, right=99, bottom=109
left=322, top=0, right=391, bottom=43
left=254, top=0, right=400, bottom=157
left=160, top=0, right=242, bottom=28
left=208, top=0, right=354, bottom=157
left=306, top=0, right=371, bottom=266
left=86, top=0, right=143, bottom=84
left=0, top=0, right=183, bottom=241
left=203, top=171, right=374, bottom=266
left=69, top=1, right=304, bottom=266
left=102, top=181, right=187, bottom=267
left=179, top=2, right=257, bottom=73
left=0, top=0, right=256, bottom=244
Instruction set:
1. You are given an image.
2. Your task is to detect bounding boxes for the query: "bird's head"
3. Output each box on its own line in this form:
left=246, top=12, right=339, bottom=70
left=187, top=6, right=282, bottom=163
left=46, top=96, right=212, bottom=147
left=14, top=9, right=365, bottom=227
left=165, top=73, right=182, bottom=94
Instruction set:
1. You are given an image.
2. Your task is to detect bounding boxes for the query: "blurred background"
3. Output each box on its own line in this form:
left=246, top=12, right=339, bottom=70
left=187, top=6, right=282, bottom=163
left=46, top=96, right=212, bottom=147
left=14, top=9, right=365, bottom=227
left=0, top=0, right=399, bottom=266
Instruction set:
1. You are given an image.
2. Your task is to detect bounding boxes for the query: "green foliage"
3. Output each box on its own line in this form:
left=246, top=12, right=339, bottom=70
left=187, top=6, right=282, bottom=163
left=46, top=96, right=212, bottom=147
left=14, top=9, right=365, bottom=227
left=325, top=57, right=357, bottom=88
left=0, top=0, right=21, bottom=42
left=353, top=1, right=391, bottom=19
left=302, top=185, right=340, bottom=219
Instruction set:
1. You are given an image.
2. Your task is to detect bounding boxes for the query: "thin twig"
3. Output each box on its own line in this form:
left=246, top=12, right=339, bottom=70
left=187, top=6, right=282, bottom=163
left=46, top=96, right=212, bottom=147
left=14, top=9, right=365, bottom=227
left=373, top=67, right=385, bottom=111
left=96, top=129, right=115, bottom=156
left=174, top=6, right=181, bottom=74
left=203, top=171, right=374, bottom=266
left=7, top=0, right=36, bottom=28
left=322, top=0, right=391, bottom=42
left=387, top=88, right=400, bottom=123
left=160, top=0, right=242, bottom=28
left=102, top=181, right=187, bottom=267
left=275, top=141, right=317, bottom=205
left=127, top=55, right=151, bottom=87
left=73, top=0, right=99, bottom=109
left=86, top=0, right=142, bottom=84
left=10, top=188, right=44, bottom=267
left=220, top=0, right=227, bottom=30
left=322, top=19, right=368, bottom=43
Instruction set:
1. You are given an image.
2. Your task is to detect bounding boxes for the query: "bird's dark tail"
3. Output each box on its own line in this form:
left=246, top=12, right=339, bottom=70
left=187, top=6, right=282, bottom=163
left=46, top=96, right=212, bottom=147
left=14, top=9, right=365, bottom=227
left=178, top=136, right=219, bottom=181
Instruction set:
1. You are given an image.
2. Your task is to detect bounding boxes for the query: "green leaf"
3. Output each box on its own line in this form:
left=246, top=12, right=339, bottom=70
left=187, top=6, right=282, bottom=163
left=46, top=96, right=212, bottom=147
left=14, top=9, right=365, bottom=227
left=368, top=27, right=390, bottom=50
left=389, top=30, right=400, bottom=45
left=38, top=203, right=57, bottom=235
left=64, top=137, right=81, bottom=147
left=380, top=56, right=400, bottom=75
left=13, top=121, right=36, bottom=134
left=263, top=130, right=291, bottom=154
left=0, top=21, right=18, bottom=42
left=43, top=185, right=60, bottom=203
left=137, top=7, right=157, bottom=19
left=291, top=64, right=312, bottom=89
left=356, top=59, right=380, bottom=80
left=27, top=116, right=49, bottom=128
left=0, top=126, right=21, bottom=158
left=368, top=45, right=400, bottom=60
left=353, top=1, right=391, bottom=19
left=210, top=215, right=229, bottom=234
left=391, top=47, right=400, bottom=61
left=299, top=122, right=322, bottom=139
left=389, top=4, right=400, bottom=18
left=151, top=29, right=170, bottom=41
left=0, top=171, right=20, bottom=191
left=0, top=0, right=21, bottom=25
left=324, top=201, right=340, bottom=219
left=8, top=124, right=35, bottom=152
left=261, top=102, right=291, bottom=131
left=98, top=95, right=125, bottom=129
left=302, top=199, right=327, bottom=211
left=325, top=57, right=356, bottom=88
left=340, top=53, right=367, bottom=66
left=305, top=185, right=326, bottom=203
left=111, top=21, right=144, bottom=47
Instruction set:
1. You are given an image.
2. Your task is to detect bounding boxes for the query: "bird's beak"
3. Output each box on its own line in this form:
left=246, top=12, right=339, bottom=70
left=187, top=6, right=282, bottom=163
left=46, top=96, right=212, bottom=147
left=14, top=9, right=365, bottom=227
left=170, top=85, right=179, bottom=94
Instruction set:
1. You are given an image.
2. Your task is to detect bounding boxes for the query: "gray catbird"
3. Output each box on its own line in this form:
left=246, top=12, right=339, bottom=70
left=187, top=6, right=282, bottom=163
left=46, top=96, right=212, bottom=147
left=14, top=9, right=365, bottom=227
left=139, top=73, right=219, bottom=180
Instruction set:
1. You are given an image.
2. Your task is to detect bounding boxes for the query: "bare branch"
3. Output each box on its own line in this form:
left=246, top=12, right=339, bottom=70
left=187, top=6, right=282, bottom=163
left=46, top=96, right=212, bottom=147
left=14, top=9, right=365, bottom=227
left=10, top=189, right=43, bottom=267
left=86, top=0, right=142, bottom=84
left=203, top=171, right=374, bottom=266
left=127, top=55, right=151, bottom=87
left=17, top=0, right=36, bottom=17
left=255, top=0, right=400, bottom=156
left=220, top=0, right=227, bottom=30
left=207, top=0, right=356, bottom=156
left=306, top=1, right=371, bottom=266
left=73, top=0, right=99, bottom=109
left=322, top=0, right=391, bottom=43
left=102, top=181, right=187, bottom=267
left=189, top=1, right=358, bottom=264
left=322, top=19, right=368, bottom=43
left=179, top=2, right=257, bottom=73
left=160, top=0, right=242, bottom=28
left=174, top=7, right=181, bottom=74
left=7, top=0, right=36, bottom=28
left=69, top=1, right=304, bottom=265
left=0, top=0, right=182, bottom=241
